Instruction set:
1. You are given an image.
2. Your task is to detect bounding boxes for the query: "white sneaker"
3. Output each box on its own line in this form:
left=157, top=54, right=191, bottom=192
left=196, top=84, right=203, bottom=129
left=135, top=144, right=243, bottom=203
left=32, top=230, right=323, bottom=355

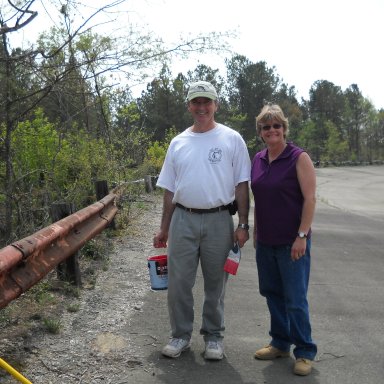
left=162, top=338, right=191, bottom=358
left=204, top=340, right=224, bottom=360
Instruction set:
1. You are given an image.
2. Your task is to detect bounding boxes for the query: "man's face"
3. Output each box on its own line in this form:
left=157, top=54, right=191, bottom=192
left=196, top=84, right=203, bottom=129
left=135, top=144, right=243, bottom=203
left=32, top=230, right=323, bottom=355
left=188, top=97, right=218, bottom=123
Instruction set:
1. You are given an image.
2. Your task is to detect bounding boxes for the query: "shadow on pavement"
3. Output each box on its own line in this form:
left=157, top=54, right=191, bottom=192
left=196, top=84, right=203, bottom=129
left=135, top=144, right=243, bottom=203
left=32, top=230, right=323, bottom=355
left=147, top=349, right=252, bottom=384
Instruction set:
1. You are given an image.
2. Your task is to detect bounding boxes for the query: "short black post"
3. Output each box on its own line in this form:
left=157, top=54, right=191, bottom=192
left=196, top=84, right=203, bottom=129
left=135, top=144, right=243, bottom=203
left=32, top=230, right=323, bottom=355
left=50, top=203, right=82, bottom=287
left=144, top=175, right=153, bottom=193
left=95, top=180, right=116, bottom=229
left=95, top=180, right=109, bottom=201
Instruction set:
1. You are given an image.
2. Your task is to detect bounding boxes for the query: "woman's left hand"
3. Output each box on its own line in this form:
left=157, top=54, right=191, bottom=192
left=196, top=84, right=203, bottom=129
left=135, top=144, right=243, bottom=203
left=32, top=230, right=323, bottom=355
left=235, top=228, right=249, bottom=248
left=291, top=237, right=307, bottom=261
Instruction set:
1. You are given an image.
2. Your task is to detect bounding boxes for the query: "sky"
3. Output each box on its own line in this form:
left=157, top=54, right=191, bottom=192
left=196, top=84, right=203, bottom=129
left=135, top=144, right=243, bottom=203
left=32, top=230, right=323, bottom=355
left=127, top=0, right=384, bottom=110
left=7, top=0, right=384, bottom=110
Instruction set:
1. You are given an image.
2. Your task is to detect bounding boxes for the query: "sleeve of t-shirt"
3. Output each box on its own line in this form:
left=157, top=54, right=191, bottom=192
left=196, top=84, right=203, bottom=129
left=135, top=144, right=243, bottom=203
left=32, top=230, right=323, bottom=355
left=156, top=147, right=176, bottom=192
left=233, top=134, right=251, bottom=185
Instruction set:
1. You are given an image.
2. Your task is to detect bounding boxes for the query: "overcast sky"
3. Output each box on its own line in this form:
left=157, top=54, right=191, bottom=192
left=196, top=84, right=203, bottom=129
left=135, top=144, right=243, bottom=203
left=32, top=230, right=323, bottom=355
left=9, top=0, right=384, bottom=110
left=128, top=0, right=384, bottom=109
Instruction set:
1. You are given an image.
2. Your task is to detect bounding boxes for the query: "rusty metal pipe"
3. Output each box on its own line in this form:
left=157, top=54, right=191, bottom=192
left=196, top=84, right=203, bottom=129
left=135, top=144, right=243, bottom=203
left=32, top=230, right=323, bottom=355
left=0, top=246, right=24, bottom=275
left=0, top=194, right=116, bottom=273
left=0, top=193, right=117, bottom=309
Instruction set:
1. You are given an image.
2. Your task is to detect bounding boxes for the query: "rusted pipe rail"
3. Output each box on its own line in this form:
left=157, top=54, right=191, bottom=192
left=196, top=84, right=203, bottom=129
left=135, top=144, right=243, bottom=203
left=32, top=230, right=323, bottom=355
left=0, top=193, right=118, bottom=309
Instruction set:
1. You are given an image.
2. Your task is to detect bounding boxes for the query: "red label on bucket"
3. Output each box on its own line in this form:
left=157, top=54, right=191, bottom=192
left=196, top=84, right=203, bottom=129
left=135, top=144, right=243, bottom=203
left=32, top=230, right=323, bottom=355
left=148, top=255, right=168, bottom=290
left=152, top=255, right=167, bottom=275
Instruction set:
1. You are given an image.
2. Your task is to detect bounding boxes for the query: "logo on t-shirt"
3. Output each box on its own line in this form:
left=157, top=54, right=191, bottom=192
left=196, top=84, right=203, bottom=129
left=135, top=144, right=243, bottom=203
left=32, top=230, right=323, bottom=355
left=208, top=148, right=222, bottom=163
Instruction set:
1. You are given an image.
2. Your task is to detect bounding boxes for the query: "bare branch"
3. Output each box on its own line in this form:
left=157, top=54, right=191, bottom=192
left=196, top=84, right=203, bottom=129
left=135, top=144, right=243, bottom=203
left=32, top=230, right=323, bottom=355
left=0, top=0, right=38, bottom=35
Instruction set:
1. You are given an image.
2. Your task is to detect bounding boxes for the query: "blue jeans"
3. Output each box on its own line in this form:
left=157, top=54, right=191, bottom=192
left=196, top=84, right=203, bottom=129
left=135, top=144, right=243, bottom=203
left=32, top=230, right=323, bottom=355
left=256, top=241, right=317, bottom=360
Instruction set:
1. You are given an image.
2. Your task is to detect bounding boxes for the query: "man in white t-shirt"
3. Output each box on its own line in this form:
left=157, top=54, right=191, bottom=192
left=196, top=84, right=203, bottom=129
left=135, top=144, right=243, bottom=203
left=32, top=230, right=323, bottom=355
left=154, top=80, right=251, bottom=360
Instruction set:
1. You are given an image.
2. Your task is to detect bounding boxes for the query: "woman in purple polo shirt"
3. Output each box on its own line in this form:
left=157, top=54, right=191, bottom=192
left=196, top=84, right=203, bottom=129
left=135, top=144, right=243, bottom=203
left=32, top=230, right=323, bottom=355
left=251, top=103, right=317, bottom=376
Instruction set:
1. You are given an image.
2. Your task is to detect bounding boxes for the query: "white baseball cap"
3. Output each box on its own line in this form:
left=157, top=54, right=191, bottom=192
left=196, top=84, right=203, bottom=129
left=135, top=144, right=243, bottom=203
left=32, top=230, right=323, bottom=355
left=186, top=81, right=218, bottom=101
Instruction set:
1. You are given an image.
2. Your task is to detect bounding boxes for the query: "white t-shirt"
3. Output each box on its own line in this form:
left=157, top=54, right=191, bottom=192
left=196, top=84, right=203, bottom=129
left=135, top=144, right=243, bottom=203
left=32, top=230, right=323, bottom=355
left=157, top=124, right=251, bottom=209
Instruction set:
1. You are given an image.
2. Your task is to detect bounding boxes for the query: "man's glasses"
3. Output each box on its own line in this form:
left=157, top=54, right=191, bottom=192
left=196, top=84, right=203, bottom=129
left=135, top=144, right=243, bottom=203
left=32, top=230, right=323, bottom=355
left=262, top=123, right=283, bottom=131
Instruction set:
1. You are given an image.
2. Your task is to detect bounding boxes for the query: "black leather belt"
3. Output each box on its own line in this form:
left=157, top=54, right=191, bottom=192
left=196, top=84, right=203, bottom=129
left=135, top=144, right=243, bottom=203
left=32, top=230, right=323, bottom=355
left=176, top=203, right=229, bottom=214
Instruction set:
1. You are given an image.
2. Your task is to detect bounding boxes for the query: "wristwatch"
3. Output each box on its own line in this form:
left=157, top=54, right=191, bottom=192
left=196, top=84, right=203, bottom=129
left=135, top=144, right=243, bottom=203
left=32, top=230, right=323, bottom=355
left=238, top=224, right=249, bottom=230
left=297, top=232, right=307, bottom=239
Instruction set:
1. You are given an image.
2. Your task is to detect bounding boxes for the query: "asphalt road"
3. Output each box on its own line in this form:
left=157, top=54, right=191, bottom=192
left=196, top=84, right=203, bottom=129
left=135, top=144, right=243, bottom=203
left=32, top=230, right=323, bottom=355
left=126, top=165, right=384, bottom=384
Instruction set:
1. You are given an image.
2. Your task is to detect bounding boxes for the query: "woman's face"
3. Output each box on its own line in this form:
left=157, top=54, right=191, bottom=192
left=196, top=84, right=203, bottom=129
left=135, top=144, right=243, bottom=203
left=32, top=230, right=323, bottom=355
left=259, top=119, right=285, bottom=144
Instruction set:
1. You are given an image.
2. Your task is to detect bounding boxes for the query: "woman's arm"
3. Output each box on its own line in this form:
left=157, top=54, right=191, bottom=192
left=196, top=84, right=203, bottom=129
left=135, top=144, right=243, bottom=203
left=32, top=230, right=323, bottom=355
left=291, top=152, right=316, bottom=260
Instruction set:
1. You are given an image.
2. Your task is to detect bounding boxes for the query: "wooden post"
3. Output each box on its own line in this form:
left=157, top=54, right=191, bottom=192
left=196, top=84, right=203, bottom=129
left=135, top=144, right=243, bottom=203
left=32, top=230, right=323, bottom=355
left=95, top=180, right=116, bottom=229
left=95, top=180, right=109, bottom=201
left=151, top=175, right=158, bottom=190
left=144, top=175, right=153, bottom=193
left=50, top=203, right=82, bottom=287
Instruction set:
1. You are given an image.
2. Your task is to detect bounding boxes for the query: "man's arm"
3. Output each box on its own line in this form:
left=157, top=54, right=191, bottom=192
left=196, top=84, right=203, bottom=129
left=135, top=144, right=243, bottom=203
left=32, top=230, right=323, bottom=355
left=153, top=189, right=175, bottom=246
left=234, top=181, right=250, bottom=247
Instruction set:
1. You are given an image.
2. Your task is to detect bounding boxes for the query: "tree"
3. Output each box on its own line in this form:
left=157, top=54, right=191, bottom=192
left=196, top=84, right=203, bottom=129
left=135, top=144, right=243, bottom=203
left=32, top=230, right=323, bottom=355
left=307, top=80, right=345, bottom=159
left=295, top=120, right=321, bottom=162
left=323, top=121, right=349, bottom=164
left=343, top=84, right=372, bottom=161
left=112, top=91, right=152, bottom=171
left=225, top=55, right=289, bottom=143
left=9, top=108, right=115, bottom=239
left=308, top=80, right=345, bottom=127
left=0, top=0, right=233, bottom=244
left=137, top=65, right=184, bottom=141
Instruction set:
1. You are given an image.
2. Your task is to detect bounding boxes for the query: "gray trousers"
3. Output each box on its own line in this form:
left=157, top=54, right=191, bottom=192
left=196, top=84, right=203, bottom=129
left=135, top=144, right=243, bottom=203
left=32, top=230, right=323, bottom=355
left=167, top=206, right=234, bottom=342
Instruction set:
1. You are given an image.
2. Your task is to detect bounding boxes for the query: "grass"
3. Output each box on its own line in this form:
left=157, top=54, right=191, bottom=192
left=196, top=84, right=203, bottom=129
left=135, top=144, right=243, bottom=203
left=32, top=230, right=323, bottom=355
left=30, top=281, right=57, bottom=305
left=66, top=302, right=80, bottom=313
left=43, top=317, right=62, bottom=334
left=0, top=306, right=12, bottom=326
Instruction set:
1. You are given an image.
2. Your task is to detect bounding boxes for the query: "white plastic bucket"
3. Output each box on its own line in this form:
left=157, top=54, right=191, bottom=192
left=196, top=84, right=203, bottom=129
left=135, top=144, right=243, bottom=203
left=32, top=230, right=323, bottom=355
left=147, top=254, right=168, bottom=290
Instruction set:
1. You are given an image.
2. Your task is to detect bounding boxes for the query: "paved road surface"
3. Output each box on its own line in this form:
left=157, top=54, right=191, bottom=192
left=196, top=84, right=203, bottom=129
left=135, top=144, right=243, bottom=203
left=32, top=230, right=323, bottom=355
left=126, top=165, right=384, bottom=384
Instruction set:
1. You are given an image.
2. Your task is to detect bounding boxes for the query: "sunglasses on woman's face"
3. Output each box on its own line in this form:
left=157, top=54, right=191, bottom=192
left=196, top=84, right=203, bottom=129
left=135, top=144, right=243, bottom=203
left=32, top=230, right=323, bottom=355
left=262, top=123, right=283, bottom=131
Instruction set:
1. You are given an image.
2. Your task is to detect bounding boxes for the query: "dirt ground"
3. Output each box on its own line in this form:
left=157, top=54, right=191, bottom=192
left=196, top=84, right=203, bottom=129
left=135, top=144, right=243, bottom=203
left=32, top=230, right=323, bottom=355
left=0, top=193, right=163, bottom=383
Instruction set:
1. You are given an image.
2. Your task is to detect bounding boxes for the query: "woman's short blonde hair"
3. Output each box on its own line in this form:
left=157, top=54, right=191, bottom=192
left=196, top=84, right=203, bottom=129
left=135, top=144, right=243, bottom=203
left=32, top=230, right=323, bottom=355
left=256, top=104, right=289, bottom=138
